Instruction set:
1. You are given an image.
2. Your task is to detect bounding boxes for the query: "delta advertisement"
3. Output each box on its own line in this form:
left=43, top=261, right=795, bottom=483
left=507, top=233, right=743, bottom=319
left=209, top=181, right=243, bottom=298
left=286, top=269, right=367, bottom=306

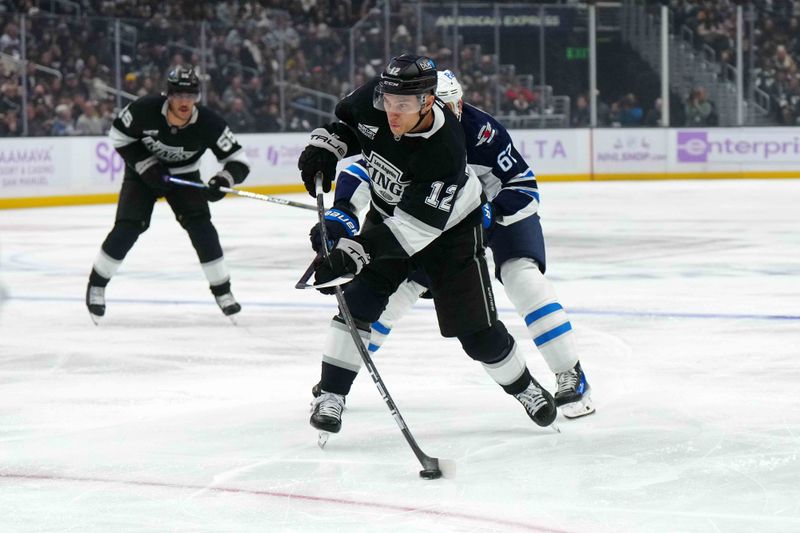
left=509, top=129, right=590, bottom=179
left=2, top=128, right=799, bottom=206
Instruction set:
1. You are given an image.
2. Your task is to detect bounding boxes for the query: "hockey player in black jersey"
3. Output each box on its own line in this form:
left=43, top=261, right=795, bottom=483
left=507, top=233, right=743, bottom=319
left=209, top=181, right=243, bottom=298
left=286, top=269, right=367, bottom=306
left=313, top=70, right=593, bottom=419
left=85, top=65, right=250, bottom=323
left=297, top=54, right=557, bottom=436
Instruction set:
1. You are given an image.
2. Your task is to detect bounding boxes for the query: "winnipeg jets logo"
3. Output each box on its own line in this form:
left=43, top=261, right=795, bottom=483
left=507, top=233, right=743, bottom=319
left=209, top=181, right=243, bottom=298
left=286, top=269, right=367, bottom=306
left=476, top=122, right=497, bottom=147
left=358, top=123, right=379, bottom=140
left=365, top=151, right=408, bottom=205
left=141, top=138, right=198, bottom=163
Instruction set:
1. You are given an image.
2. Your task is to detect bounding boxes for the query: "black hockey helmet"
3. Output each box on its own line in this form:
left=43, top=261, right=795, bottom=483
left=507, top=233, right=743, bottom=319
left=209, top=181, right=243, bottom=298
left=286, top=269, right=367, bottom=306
left=378, top=54, right=438, bottom=96
left=166, top=64, right=200, bottom=95
left=374, top=54, right=437, bottom=113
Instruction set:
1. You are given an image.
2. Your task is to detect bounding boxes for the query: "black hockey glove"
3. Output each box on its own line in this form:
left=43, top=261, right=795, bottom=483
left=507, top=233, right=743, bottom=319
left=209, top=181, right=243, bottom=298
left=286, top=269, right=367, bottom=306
left=314, top=238, right=369, bottom=295
left=298, top=128, right=348, bottom=197
left=310, top=206, right=360, bottom=253
left=139, top=159, right=170, bottom=195
left=205, top=171, right=234, bottom=202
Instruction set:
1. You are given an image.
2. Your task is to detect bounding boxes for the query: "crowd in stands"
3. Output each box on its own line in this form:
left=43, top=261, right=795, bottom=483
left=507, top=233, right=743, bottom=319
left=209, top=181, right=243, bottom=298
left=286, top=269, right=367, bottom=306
left=1, top=0, right=798, bottom=136
left=0, top=0, right=381, bottom=136
left=671, top=0, right=800, bottom=125
left=0, top=0, right=591, bottom=136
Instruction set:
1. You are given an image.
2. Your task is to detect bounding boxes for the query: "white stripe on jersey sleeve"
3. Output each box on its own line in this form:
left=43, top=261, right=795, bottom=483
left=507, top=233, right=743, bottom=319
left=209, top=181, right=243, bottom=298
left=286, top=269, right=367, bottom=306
left=496, top=196, right=539, bottom=226
left=341, top=163, right=372, bottom=214
left=444, top=171, right=483, bottom=230
left=385, top=169, right=483, bottom=256
left=219, top=146, right=250, bottom=168
left=507, top=168, right=537, bottom=186
left=109, top=125, right=138, bottom=147
left=351, top=180, right=372, bottom=213
left=384, top=209, right=443, bottom=256
left=472, top=164, right=502, bottom=200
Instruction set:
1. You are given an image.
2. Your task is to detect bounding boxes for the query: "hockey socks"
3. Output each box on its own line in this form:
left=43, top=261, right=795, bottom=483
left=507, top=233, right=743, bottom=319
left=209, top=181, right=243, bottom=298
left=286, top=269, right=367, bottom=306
left=500, top=258, right=579, bottom=374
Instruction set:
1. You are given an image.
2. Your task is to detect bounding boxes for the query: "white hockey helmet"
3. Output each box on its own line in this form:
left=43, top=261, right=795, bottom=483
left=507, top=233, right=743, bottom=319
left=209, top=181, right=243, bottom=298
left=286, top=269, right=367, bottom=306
left=436, top=69, right=463, bottom=118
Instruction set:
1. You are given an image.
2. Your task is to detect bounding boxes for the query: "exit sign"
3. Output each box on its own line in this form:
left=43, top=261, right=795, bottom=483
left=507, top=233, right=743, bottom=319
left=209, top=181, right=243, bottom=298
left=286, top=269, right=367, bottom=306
left=566, top=47, right=588, bottom=60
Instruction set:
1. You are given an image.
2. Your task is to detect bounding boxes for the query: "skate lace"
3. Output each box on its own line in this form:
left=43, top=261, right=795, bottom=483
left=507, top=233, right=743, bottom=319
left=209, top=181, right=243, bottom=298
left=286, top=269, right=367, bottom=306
left=556, top=368, right=579, bottom=395
left=515, top=385, right=548, bottom=413
left=315, top=393, right=345, bottom=419
left=215, top=292, right=237, bottom=308
left=88, top=286, right=105, bottom=305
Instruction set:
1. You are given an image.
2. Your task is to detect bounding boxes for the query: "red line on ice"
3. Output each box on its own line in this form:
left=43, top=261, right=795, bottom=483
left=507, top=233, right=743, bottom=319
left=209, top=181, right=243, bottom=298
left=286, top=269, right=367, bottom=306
left=1, top=471, right=570, bottom=532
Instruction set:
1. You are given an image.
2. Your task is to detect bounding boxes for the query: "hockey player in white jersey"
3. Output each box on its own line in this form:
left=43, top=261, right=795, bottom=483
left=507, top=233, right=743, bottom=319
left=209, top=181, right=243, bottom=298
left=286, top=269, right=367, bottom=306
left=311, top=69, right=593, bottom=419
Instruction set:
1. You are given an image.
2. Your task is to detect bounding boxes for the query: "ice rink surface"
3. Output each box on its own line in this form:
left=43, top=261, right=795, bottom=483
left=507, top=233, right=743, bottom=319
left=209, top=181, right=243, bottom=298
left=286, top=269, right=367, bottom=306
left=1, top=179, right=799, bottom=532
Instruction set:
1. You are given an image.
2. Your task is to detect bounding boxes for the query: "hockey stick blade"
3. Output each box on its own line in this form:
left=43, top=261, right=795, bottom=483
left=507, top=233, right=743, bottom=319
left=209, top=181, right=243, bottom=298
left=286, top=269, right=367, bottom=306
left=294, top=257, right=318, bottom=290
left=313, top=172, right=453, bottom=480
left=168, top=177, right=315, bottom=211
left=297, top=273, right=354, bottom=290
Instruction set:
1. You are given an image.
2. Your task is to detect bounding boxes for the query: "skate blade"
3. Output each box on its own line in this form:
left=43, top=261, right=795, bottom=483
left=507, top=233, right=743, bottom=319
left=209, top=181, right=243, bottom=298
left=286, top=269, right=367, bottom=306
left=550, top=422, right=561, bottom=433
left=560, top=395, right=595, bottom=419
left=317, top=431, right=330, bottom=449
left=225, top=314, right=239, bottom=325
left=89, top=313, right=101, bottom=326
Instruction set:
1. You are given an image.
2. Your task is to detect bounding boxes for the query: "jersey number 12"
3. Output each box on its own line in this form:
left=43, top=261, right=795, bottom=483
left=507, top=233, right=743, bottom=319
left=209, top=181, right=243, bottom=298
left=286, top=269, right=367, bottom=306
left=425, top=181, right=457, bottom=212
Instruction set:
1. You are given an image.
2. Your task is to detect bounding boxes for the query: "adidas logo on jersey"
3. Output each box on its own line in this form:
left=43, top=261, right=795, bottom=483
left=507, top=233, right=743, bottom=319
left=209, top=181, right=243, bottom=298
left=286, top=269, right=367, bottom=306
left=476, top=122, right=497, bottom=146
left=358, top=123, right=379, bottom=139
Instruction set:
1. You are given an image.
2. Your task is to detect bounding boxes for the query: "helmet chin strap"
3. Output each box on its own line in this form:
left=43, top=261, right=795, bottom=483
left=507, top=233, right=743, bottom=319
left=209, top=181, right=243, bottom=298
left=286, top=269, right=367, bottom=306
left=395, top=108, right=431, bottom=141
left=410, top=108, right=430, bottom=132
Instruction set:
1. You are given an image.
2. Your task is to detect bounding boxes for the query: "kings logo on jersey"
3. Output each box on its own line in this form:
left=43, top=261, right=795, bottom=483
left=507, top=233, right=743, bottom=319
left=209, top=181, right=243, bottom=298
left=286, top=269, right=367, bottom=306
left=476, top=122, right=497, bottom=147
left=141, top=138, right=199, bottom=163
left=366, top=151, right=408, bottom=205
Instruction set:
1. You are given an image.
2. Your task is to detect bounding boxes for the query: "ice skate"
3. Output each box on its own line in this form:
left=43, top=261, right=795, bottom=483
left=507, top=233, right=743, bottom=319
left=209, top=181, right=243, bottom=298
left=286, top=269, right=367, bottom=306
left=310, top=391, right=345, bottom=448
left=311, top=382, right=346, bottom=412
left=214, top=292, right=241, bottom=323
left=555, top=361, right=595, bottom=419
left=514, top=378, right=558, bottom=429
left=85, top=284, right=106, bottom=325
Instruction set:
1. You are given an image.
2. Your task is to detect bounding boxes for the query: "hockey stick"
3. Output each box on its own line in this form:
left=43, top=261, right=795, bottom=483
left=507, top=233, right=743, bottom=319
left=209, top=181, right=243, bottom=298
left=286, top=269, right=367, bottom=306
left=168, top=177, right=316, bottom=211
left=294, top=254, right=353, bottom=290
left=313, top=173, right=453, bottom=480
left=294, top=257, right=317, bottom=290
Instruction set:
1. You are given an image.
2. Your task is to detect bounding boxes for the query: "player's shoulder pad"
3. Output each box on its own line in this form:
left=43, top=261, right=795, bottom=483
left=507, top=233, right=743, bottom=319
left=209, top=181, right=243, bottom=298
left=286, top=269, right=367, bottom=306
left=194, top=104, right=229, bottom=130
left=336, top=77, right=383, bottom=124
left=128, top=94, right=167, bottom=114
left=460, top=103, right=511, bottom=149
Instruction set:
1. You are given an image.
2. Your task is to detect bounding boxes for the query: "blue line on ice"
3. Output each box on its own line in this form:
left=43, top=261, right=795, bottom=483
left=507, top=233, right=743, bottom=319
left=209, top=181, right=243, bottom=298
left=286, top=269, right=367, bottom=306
left=7, top=294, right=800, bottom=321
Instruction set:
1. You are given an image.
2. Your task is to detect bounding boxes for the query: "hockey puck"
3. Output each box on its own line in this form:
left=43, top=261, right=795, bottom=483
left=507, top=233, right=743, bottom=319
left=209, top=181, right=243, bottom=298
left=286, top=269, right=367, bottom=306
left=419, top=468, right=442, bottom=480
